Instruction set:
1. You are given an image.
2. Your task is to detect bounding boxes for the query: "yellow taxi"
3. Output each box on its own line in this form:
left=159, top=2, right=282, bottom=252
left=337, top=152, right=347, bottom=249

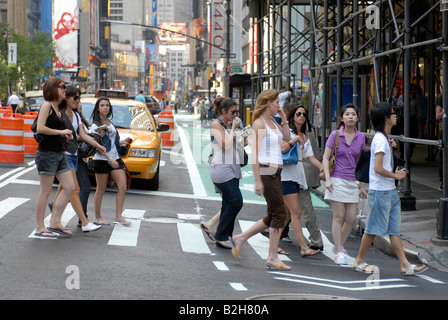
left=81, top=90, right=169, bottom=190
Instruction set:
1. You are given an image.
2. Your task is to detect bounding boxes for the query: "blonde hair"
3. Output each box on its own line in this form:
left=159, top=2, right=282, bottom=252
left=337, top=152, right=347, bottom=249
left=252, top=89, right=279, bottom=124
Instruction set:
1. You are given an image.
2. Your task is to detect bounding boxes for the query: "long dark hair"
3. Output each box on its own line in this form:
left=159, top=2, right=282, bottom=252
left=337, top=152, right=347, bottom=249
left=91, top=97, right=113, bottom=126
left=287, top=104, right=312, bottom=135
left=371, top=102, right=392, bottom=138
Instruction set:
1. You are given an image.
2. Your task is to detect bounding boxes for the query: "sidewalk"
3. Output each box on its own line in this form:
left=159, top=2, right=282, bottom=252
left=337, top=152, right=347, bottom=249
left=314, top=144, right=448, bottom=272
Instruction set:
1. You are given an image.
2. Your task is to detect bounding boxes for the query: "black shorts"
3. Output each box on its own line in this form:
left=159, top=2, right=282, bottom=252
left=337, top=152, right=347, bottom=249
left=92, top=158, right=126, bottom=174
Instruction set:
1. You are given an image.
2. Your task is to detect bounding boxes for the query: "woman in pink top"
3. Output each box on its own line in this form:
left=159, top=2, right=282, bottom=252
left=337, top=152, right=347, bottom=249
left=322, top=104, right=367, bottom=265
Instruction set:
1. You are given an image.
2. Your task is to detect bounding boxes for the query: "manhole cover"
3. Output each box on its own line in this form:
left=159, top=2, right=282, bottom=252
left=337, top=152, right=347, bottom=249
left=247, top=293, right=357, bottom=300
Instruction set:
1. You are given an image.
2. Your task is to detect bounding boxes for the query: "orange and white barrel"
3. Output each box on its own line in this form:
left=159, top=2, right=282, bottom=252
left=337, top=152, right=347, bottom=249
left=0, top=106, right=12, bottom=119
left=23, top=112, right=39, bottom=156
left=0, top=114, right=25, bottom=164
left=157, top=112, right=175, bottom=147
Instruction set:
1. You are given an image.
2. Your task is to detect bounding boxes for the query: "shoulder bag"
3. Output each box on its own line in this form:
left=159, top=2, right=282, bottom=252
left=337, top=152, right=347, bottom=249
left=282, top=141, right=299, bottom=165
left=319, top=131, right=339, bottom=180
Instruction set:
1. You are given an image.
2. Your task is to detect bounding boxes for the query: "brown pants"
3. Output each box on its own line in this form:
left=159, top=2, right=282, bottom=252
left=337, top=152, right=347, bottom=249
left=260, top=167, right=287, bottom=230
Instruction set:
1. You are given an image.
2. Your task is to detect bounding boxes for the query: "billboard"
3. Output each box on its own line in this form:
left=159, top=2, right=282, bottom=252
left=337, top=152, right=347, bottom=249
left=159, top=23, right=187, bottom=43
left=53, top=0, right=79, bottom=71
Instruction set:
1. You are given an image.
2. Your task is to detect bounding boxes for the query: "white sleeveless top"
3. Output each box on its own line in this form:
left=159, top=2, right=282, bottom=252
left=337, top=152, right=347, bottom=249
left=258, top=117, right=283, bottom=165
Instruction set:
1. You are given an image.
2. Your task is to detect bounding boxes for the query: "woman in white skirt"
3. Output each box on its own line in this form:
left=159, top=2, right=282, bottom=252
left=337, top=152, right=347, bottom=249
left=322, top=104, right=367, bottom=265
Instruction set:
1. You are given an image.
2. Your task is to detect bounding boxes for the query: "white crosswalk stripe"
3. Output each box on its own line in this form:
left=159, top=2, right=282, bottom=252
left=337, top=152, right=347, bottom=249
left=0, top=197, right=30, bottom=220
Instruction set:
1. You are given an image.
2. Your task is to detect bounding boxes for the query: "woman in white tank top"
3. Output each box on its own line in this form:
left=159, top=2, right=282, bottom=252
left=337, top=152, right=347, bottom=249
left=229, top=89, right=292, bottom=271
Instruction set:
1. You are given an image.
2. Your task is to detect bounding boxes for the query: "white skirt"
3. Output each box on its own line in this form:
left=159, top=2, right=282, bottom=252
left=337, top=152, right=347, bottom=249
left=324, top=177, right=360, bottom=203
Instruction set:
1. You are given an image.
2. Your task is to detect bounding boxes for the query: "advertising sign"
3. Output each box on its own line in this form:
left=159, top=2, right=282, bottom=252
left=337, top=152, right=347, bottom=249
left=8, top=43, right=17, bottom=68
left=159, top=23, right=187, bottom=43
left=53, top=0, right=79, bottom=71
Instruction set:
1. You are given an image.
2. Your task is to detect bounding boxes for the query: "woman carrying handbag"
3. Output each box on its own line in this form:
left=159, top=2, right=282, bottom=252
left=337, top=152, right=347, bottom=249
left=280, top=105, right=321, bottom=257
left=322, top=104, right=367, bottom=265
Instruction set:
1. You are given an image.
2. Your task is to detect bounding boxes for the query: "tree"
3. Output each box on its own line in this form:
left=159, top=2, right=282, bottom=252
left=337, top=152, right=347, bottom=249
left=0, top=24, right=55, bottom=97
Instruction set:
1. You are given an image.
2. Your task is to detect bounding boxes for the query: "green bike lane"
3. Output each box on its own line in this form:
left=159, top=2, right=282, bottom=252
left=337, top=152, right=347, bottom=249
left=170, top=113, right=329, bottom=208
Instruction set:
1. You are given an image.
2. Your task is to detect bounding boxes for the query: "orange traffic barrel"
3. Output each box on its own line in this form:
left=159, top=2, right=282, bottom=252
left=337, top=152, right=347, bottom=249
left=0, top=106, right=12, bottom=119
left=157, top=113, right=175, bottom=147
left=157, top=112, right=174, bottom=130
left=0, top=114, right=25, bottom=164
left=23, top=112, right=38, bottom=156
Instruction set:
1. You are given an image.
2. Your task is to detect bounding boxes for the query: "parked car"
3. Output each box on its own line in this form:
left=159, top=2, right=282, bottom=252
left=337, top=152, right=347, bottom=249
left=128, top=94, right=161, bottom=115
left=82, top=90, right=169, bottom=190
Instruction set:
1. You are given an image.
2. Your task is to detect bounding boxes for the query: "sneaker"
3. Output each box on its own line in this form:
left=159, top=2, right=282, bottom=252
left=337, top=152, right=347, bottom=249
left=82, top=222, right=102, bottom=232
left=332, top=246, right=348, bottom=255
left=335, top=252, right=347, bottom=265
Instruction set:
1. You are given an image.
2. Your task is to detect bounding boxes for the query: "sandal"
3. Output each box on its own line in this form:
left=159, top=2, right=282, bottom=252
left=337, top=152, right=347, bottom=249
left=200, top=223, right=215, bottom=241
left=301, top=247, right=320, bottom=257
left=401, top=264, right=428, bottom=276
left=114, top=218, right=132, bottom=226
left=94, top=218, right=110, bottom=225
left=265, top=262, right=292, bottom=271
left=277, top=247, right=290, bottom=255
left=353, top=262, right=379, bottom=274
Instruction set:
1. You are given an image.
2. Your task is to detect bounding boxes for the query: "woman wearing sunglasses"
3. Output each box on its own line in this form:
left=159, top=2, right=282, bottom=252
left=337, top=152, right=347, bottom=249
left=209, top=97, right=244, bottom=249
left=49, top=85, right=105, bottom=232
left=34, top=77, right=74, bottom=238
left=280, top=105, right=321, bottom=257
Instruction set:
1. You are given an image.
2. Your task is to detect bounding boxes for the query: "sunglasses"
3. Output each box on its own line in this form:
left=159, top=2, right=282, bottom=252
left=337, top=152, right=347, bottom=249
left=73, top=96, right=80, bottom=101
left=58, top=85, right=67, bottom=90
left=391, top=106, right=401, bottom=117
left=231, top=110, right=238, bottom=115
left=296, top=111, right=307, bottom=117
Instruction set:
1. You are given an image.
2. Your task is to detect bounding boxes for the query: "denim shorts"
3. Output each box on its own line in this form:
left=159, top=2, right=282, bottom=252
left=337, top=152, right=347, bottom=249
left=365, top=189, right=401, bottom=236
left=35, top=151, right=71, bottom=176
left=66, top=153, right=78, bottom=171
left=281, top=180, right=301, bottom=195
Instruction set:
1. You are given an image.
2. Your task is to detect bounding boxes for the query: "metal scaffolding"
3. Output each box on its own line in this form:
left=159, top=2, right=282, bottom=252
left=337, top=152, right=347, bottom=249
left=249, top=0, right=448, bottom=238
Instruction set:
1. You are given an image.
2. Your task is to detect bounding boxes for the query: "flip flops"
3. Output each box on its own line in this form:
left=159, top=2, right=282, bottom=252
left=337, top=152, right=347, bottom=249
left=48, top=227, right=72, bottom=237
left=34, top=231, right=58, bottom=239
left=265, top=262, right=292, bottom=271
left=201, top=223, right=215, bottom=241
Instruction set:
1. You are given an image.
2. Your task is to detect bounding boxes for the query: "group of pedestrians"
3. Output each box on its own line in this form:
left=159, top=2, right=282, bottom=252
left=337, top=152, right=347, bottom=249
left=33, top=76, right=132, bottom=239
left=203, top=88, right=427, bottom=276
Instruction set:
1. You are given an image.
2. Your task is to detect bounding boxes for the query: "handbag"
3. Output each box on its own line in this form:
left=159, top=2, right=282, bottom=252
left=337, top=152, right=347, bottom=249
left=355, top=149, right=371, bottom=183
left=77, top=133, right=102, bottom=158
left=319, top=131, right=339, bottom=180
left=355, top=148, right=405, bottom=183
left=282, top=142, right=299, bottom=165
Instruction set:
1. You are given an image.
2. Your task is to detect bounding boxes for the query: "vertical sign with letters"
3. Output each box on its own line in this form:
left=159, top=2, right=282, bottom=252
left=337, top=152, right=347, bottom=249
left=209, top=0, right=226, bottom=60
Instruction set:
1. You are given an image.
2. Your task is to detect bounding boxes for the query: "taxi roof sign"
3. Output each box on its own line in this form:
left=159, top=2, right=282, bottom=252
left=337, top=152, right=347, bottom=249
left=95, top=89, right=128, bottom=99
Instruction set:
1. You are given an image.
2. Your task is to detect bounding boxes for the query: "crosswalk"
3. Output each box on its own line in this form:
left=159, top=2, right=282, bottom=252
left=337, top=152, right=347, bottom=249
left=0, top=194, right=444, bottom=291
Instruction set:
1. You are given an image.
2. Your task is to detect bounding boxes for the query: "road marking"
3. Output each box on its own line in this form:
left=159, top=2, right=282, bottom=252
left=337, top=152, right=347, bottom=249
left=416, top=274, right=445, bottom=284
left=229, top=282, right=248, bottom=291
left=0, top=197, right=29, bottom=220
left=107, top=209, right=145, bottom=246
left=238, top=220, right=291, bottom=261
left=0, top=166, right=36, bottom=190
left=177, top=126, right=207, bottom=197
left=213, top=261, right=229, bottom=271
left=28, top=204, right=77, bottom=239
left=271, top=271, right=414, bottom=291
left=177, top=223, right=211, bottom=254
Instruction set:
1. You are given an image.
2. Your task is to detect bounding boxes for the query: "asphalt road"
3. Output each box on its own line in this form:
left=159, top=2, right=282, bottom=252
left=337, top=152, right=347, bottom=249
left=0, top=115, right=447, bottom=306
